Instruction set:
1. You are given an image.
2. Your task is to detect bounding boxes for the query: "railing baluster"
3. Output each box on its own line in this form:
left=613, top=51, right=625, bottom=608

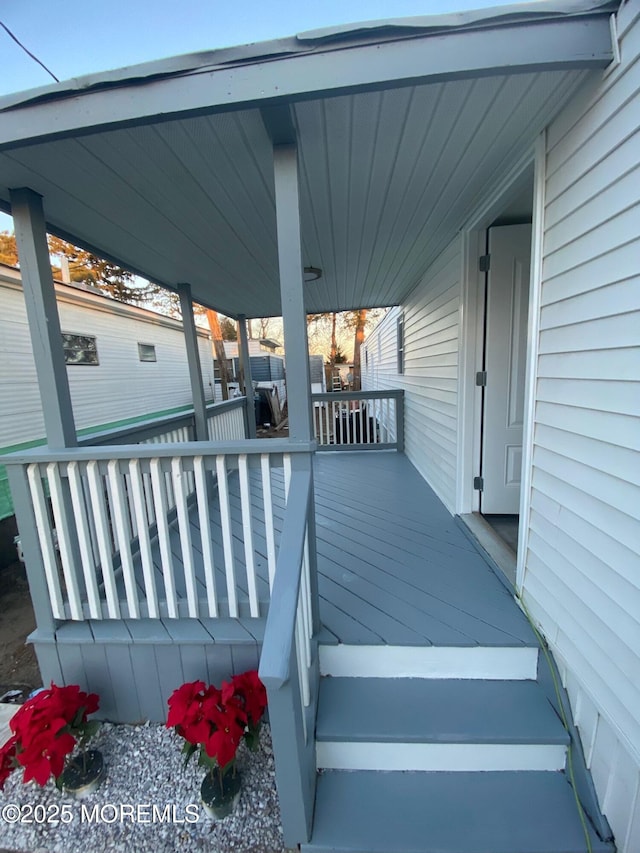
left=194, top=455, right=218, bottom=617
left=129, top=459, right=159, bottom=618
left=107, top=460, right=140, bottom=619
left=149, top=458, right=179, bottom=618
left=239, top=454, right=259, bottom=617
left=171, top=457, right=199, bottom=618
left=27, top=464, right=66, bottom=619
left=216, top=455, right=238, bottom=618
left=261, top=454, right=277, bottom=589
left=46, top=462, right=84, bottom=620
left=67, top=461, right=102, bottom=619
left=86, top=460, right=120, bottom=618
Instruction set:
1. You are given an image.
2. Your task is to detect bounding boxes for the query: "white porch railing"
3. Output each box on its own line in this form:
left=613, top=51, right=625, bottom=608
left=311, top=390, right=404, bottom=451
left=77, top=397, right=247, bottom=448
left=6, top=439, right=315, bottom=626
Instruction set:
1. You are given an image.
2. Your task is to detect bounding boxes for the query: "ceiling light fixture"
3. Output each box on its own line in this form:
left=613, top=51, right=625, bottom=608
left=304, top=266, right=322, bottom=282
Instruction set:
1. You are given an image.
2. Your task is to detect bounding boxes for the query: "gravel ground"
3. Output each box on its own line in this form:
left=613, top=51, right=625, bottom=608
left=0, top=722, right=287, bottom=853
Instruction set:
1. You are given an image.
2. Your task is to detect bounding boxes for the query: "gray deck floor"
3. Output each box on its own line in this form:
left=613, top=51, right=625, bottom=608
left=123, top=451, right=535, bottom=647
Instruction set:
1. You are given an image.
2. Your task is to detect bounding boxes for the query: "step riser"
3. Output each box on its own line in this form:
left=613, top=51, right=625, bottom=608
left=316, top=741, right=567, bottom=772
left=319, top=644, right=538, bottom=680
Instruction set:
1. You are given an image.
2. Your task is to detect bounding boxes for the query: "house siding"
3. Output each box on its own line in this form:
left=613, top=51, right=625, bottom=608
left=522, top=7, right=640, bottom=851
left=0, top=268, right=215, bottom=519
left=363, top=236, right=461, bottom=511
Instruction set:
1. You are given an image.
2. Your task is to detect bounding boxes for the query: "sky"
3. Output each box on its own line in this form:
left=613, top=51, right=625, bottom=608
left=0, top=0, right=523, bottom=233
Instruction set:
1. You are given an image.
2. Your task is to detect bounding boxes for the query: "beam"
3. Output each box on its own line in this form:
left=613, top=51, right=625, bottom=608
left=237, top=315, right=257, bottom=439
left=0, top=17, right=612, bottom=149
left=177, top=283, right=208, bottom=442
left=11, top=188, right=77, bottom=448
left=273, top=145, right=313, bottom=442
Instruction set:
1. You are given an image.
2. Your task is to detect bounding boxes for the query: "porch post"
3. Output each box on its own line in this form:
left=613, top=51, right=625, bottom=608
left=273, top=145, right=313, bottom=442
left=177, top=283, right=208, bottom=442
left=237, top=315, right=257, bottom=439
left=10, top=188, right=76, bottom=448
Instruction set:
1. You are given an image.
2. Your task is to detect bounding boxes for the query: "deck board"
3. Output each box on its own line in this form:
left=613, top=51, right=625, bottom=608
left=121, top=452, right=535, bottom=646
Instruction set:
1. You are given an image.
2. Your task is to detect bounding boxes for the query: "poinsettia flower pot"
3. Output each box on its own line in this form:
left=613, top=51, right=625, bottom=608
left=200, top=770, right=241, bottom=820
left=61, top=749, right=106, bottom=799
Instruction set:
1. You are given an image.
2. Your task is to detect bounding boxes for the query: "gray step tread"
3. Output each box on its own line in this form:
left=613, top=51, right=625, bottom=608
left=316, top=678, right=569, bottom=745
left=304, top=770, right=613, bottom=853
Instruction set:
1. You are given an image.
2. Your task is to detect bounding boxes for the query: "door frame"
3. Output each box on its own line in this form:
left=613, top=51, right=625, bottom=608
left=455, top=134, right=546, bottom=592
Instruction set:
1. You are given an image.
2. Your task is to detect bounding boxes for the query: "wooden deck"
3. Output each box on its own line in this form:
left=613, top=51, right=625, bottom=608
left=120, top=451, right=535, bottom=647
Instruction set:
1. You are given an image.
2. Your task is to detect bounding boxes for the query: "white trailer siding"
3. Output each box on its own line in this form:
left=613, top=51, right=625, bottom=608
left=0, top=267, right=215, bottom=518
left=363, top=236, right=461, bottom=511
left=522, top=7, right=640, bottom=850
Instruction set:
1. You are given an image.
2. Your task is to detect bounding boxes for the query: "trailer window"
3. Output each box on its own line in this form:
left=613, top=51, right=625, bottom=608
left=62, top=333, right=99, bottom=365
left=138, top=343, right=157, bottom=362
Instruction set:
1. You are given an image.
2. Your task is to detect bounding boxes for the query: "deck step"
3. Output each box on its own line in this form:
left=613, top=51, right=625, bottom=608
left=315, top=678, right=568, bottom=771
left=302, top=770, right=613, bottom=853
left=319, top=643, right=538, bottom=680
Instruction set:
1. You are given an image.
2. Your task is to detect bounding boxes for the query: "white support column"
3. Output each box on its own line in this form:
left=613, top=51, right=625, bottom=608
left=238, top=315, right=257, bottom=439
left=177, top=283, right=208, bottom=442
left=273, top=145, right=313, bottom=442
left=11, top=188, right=77, bottom=448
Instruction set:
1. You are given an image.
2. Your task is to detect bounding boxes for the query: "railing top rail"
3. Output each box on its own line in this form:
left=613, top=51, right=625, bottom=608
left=205, top=397, right=247, bottom=415
left=77, top=397, right=248, bottom=447
left=4, top=438, right=316, bottom=466
left=311, top=389, right=404, bottom=402
left=259, top=467, right=311, bottom=690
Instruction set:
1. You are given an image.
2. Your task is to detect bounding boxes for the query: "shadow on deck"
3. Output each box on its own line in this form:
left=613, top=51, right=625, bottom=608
left=123, top=450, right=535, bottom=648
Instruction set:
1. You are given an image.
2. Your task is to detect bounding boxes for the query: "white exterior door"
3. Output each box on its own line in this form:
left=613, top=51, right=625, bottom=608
left=481, top=224, right=531, bottom=515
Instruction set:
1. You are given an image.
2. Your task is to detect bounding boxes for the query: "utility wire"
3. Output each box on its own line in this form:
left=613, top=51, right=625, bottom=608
left=0, top=20, right=59, bottom=83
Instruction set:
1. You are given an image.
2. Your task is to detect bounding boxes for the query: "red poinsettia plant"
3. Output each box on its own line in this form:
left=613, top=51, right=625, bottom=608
left=0, top=684, right=100, bottom=791
left=166, top=670, right=267, bottom=784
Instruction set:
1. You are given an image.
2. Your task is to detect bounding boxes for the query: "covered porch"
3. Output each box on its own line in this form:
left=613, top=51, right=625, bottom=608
left=0, top=5, right=616, bottom=850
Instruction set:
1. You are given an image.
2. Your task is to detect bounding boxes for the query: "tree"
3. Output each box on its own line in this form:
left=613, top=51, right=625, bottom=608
left=47, top=235, right=153, bottom=304
left=350, top=309, right=368, bottom=391
left=220, top=317, right=237, bottom=341
left=205, top=309, right=230, bottom=400
left=0, top=232, right=18, bottom=267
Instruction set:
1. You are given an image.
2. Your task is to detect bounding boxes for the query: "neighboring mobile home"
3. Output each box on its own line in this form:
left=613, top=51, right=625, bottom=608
left=0, top=263, right=216, bottom=529
left=0, top=0, right=637, bottom=850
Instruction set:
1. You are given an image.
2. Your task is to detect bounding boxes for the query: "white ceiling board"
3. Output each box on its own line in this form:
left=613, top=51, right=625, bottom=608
left=0, top=69, right=593, bottom=317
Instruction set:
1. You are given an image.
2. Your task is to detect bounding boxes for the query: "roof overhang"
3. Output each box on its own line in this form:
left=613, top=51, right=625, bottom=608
left=0, top=0, right=616, bottom=317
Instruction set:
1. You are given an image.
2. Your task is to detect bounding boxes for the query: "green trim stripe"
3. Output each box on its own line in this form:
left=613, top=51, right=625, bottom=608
left=0, top=404, right=195, bottom=521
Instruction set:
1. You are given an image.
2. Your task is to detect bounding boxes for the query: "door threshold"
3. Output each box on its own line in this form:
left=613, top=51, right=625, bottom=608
left=457, top=513, right=517, bottom=589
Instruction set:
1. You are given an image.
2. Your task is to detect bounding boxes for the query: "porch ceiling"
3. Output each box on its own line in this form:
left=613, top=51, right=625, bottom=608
left=0, top=4, right=614, bottom=318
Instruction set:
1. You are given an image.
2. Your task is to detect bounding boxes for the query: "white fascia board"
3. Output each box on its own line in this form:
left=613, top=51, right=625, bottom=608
left=0, top=17, right=612, bottom=150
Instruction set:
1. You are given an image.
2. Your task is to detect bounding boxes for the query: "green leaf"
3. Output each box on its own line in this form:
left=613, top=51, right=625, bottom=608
left=81, top=720, right=100, bottom=741
left=181, top=741, right=198, bottom=768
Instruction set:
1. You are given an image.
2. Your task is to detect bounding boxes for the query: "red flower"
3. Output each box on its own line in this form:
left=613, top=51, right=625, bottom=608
left=0, top=736, right=18, bottom=790
left=166, top=670, right=268, bottom=775
left=2, top=683, right=100, bottom=788
left=228, top=670, right=267, bottom=726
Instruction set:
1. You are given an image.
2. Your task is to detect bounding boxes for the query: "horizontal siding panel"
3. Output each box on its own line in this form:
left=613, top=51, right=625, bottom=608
left=538, top=311, right=640, bottom=354
left=530, top=466, right=637, bottom=553
left=536, top=377, right=639, bottom=416
left=542, top=239, right=639, bottom=302
left=534, top=423, right=638, bottom=485
left=545, top=129, right=640, bottom=228
left=542, top=204, right=640, bottom=281
left=529, top=489, right=640, bottom=590
left=535, top=401, right=639, bottom=451
left=540, top=280, right=639, bottom=325
left=527, top=524, right=640, bottom=656
left=529, top=506, right=640, bottom=624
left=544, top=164, right=640, bottom=254
left=363, top=236, right=461, bottom=512
left=546, top=42, right=640, bottom=178
left=537, top=348, right=639, bottom=381
left=522, top=570, right=640, bottom=755
left=532, top=444, right=638, bottom=520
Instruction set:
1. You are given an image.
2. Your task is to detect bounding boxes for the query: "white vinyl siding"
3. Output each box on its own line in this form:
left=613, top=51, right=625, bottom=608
left=0, top=273, right=215, bottom=449
left=363, top=237, right=461, bottom=511
left=522, top=8, right=640, bottom=851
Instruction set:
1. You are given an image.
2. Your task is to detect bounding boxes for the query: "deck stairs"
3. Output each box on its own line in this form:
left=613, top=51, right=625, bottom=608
left=301, top=642, right=615, bottom=853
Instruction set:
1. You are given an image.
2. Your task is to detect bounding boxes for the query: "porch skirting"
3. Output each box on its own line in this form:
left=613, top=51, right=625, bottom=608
left=29, top=618, right=265, bottom=724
